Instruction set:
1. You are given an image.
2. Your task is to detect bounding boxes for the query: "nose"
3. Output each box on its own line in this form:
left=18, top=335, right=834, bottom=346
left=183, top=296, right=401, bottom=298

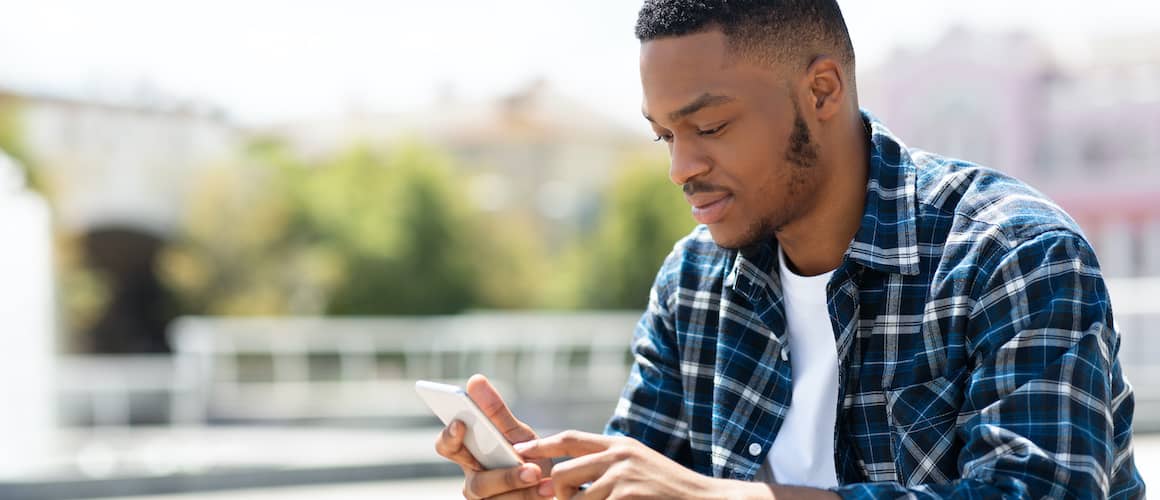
left=668, top=138, right=711, bottom=186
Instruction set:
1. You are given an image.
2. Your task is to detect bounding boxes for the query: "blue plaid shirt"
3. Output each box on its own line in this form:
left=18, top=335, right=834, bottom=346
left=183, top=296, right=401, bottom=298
left=605, top=112, right=1144, bottom=498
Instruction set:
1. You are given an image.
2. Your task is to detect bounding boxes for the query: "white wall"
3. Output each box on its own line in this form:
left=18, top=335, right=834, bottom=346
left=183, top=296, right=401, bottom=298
left=0, top=152, right=56, bottom=476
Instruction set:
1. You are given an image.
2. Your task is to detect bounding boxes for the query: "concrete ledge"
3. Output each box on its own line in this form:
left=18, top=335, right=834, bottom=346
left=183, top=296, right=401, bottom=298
left=0, top=461, right=461, bottom=500
left=0, top=426, right=465, bottom=500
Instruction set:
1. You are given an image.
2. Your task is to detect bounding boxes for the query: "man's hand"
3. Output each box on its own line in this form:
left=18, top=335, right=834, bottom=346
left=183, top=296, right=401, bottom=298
left=433, top=374, right=553, bottom=499
left=514, top=430, right=721, bottom=499
left=516, top=431, right=841, bottom=500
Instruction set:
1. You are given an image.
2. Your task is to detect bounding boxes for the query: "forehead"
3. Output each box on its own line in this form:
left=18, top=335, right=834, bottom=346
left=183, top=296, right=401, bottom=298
left=640, top=29, right=732, bottom=73
left=640, top=30, right=785, bottom=122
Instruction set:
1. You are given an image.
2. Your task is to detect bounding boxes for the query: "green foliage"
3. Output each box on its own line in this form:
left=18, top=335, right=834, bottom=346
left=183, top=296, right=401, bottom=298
left=162, top=138, right=692, bottom=316
left=0, top=96, right=43, bottom=192
left=161, top=140, right=480, bottom=316
left=575, top=155, right=695, bottom=310
left=160, top=154, right=307, bottom=315
left=306, top=143, right=478, bottom=315
left=471, top=210, right=554, bottom=309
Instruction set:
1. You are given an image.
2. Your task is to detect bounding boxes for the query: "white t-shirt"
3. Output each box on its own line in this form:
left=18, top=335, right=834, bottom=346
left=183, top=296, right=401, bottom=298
left=753, top=247, right=839, bottom=488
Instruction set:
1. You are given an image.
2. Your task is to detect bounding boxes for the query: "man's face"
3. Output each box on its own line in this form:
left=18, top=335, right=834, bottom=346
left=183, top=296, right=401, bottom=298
left=641, top=29, right=823, bottom=249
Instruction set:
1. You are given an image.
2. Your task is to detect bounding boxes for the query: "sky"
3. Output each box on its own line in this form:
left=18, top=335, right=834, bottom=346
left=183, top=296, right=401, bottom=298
left=0, top=1, right=1158, bottom=130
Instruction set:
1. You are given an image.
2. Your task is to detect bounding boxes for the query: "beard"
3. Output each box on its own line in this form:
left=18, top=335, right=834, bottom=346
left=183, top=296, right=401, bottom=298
left=732, top=97, right=821, bottom=250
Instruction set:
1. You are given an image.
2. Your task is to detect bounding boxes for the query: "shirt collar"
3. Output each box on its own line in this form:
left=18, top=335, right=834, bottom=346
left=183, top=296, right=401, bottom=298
left=726, top=110, right=920, bottom=296
left=847, top=110, right=920, bottom=276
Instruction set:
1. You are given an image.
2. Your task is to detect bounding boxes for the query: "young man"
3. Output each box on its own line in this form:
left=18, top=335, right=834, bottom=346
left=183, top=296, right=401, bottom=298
left=436, top=1, right=1145, bottom=498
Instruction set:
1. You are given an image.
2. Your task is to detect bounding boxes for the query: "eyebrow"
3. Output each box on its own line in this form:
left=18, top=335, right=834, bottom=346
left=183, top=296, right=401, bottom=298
left=643, top=93, right=736, bottom=124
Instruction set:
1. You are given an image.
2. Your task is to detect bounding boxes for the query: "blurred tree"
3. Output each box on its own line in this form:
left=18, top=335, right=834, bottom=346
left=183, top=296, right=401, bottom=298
left=0, top=94, right=41, bottom=191
left=304, top=143, right=479, bottom=315
left=159, top=151, right=311, bottom=316
left=575, top=154, right=694, bottom=310
left=161, top=139, right=698, bottom=316
left=161, top=139, right=481, bottom=316
left=471, top=210, right=553, bottom=309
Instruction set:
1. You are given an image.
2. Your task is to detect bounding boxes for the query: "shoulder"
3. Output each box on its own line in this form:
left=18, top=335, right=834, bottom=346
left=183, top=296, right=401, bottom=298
left=911, top=150, right=1091, bottom=257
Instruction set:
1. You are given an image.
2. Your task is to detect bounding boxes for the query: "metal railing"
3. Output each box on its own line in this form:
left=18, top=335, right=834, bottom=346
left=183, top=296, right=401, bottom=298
left=165, top=312, right=640, bottom=426
left=51, top=277, right=1160, bottom=430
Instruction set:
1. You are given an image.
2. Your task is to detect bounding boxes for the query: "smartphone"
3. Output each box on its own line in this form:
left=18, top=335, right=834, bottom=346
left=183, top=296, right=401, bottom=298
left=415, top=380, right=524, bottom=470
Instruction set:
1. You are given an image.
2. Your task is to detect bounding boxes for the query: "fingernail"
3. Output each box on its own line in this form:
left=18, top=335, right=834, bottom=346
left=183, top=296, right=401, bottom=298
left=449, top=422, right=460, bottom=437
left=513, top=441, right=532, bottom=452
left=520, top=466, right=537, bottom=483
left=538, top=482, right=554, bottom=497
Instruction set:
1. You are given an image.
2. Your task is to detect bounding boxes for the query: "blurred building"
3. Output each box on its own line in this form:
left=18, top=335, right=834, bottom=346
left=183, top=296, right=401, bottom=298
left=860, top=28, right=1160, bottom=277
left=268, top=80, right=649, bottom=242
left=0, top=89, right=237, bottom=234
left=0, top=88, right=239, bottom=352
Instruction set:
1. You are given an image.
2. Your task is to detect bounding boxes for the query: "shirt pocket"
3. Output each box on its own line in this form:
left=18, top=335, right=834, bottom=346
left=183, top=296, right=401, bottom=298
left=884, top=369, right=966, bottom=486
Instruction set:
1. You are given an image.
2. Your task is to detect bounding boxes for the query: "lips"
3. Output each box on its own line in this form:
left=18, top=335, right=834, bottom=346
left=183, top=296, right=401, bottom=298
left=687, top=192, right=733, bottom=225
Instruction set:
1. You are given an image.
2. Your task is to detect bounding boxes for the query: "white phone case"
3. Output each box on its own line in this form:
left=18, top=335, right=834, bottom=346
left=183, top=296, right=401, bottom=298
left=415, top=380, right=524, bottom=469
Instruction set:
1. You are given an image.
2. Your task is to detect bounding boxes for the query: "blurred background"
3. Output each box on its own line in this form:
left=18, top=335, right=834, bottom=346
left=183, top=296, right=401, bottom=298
left=0, top=1, right=1158, bottom=498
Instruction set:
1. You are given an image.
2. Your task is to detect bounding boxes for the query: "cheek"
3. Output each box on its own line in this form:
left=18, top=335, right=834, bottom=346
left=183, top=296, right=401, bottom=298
left=719, top=130, right=786, bottom=197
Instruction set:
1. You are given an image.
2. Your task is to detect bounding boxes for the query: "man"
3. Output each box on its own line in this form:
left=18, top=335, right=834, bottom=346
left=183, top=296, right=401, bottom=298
left=436, top=1, right=1145, bottom=498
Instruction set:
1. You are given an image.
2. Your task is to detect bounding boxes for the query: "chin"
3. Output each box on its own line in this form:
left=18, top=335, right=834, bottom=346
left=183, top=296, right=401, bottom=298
left=705, top=224, right=751, bottom=250
left=706, top=218, right=775, bottom=250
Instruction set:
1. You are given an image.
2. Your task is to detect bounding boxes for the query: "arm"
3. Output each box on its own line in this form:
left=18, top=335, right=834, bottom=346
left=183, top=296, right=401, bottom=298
left=603, top=250, right=694, bottom=466
left=834, top=230, right=1138, bottom=499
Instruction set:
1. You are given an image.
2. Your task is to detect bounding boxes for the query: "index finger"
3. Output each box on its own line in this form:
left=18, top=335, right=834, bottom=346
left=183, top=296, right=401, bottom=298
left=514, top=430, right=613, bottom=460
left=466, top=374, right=535, bottom=443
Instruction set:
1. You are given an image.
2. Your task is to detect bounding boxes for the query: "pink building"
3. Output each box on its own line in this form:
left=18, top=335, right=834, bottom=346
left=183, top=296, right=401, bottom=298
left=860, top=28, right=1160, bottom=277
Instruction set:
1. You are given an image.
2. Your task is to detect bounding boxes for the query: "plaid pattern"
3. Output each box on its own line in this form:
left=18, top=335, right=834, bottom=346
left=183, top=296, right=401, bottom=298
left=605, top=112, right=1144, bottom=498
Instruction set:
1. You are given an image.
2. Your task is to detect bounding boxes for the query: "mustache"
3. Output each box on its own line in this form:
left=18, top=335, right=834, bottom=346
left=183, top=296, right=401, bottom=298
left=683, top=181, right=729, bottom=196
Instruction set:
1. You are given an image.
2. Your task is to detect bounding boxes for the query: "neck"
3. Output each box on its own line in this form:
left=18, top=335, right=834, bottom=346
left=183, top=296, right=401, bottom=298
left=777, top=112, right=868, bottom=277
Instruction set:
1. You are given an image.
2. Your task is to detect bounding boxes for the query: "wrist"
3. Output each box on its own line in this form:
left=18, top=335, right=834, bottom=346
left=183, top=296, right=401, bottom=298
left=702, top=479, right=842, bottom=500
left=701, top=478, right=775, bottom=500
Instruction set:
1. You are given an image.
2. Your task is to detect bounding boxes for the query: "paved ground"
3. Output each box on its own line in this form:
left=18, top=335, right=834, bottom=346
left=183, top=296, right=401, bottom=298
left=0, top=426, right=457, bottom=499
left=105, top=477, right=467, bottom=500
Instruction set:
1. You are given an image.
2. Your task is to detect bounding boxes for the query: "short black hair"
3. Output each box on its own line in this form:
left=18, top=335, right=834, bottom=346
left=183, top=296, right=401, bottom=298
left=635, top=0, right=855, bottom=72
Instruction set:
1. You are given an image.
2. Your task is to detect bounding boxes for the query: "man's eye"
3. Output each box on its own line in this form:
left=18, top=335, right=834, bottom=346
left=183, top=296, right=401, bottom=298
left=698, top=123, right=727, bottom=136
left=653, top=134, right=673, bottom=143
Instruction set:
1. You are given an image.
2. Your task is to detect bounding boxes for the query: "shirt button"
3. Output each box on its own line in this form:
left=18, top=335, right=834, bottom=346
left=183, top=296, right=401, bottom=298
left=748, top=443, right=762, bottom=456
left=780, top=349, right=789, bottom=361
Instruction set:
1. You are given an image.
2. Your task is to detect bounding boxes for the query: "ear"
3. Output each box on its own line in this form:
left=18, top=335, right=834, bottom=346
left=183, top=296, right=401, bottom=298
left=804, top=56, right=845, bottom=122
